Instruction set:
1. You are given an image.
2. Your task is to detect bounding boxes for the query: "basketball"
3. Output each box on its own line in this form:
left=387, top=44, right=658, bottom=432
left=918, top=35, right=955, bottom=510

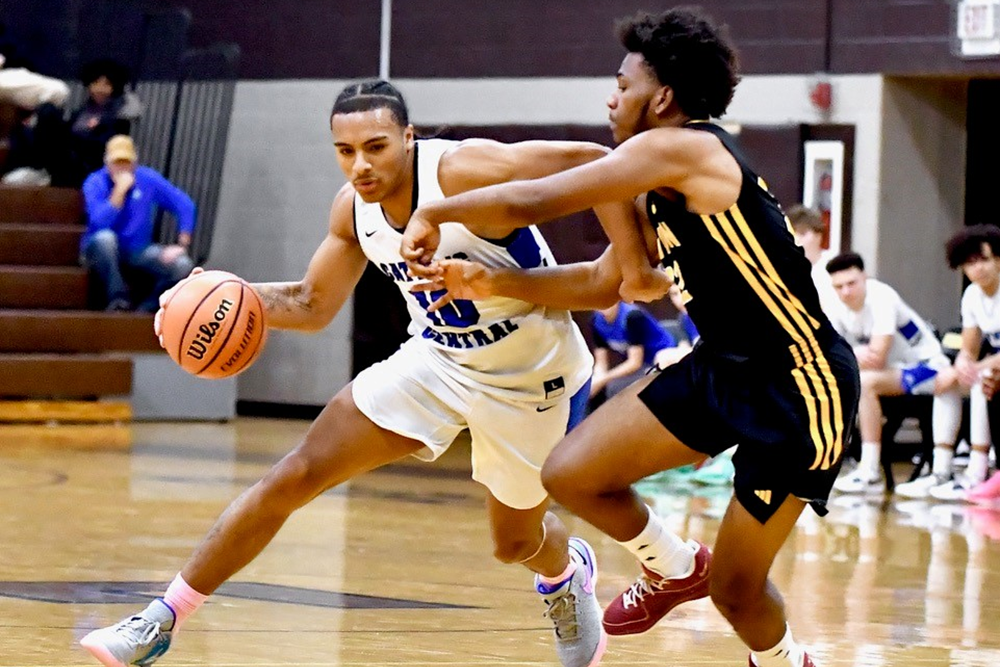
left=159, top=270, right=268, bottom=379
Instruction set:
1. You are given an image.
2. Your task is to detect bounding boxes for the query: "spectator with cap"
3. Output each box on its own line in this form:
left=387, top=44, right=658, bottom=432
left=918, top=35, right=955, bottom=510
left=81, top=135, right=195, bottom=312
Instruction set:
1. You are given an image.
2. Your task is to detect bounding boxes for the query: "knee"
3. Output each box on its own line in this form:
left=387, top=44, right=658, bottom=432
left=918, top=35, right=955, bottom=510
left=170, top=253, right=194, bottom=280
left=709, top=571, right=762, bottom=625
left=85, top=230, right=119, bottom=257
left=492, top=534, right=540, bottom=565
left=258, top=449, right=326, bottom=510
left=541, top=447, right=580, bottom=503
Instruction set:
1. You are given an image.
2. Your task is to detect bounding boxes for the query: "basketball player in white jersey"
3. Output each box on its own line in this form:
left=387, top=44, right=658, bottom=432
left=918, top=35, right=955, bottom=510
left=942, top=224, right=1000, bottom=502
left=823, top=252, right=973, bottom=498
left=80, top=80, right=625, bottom=667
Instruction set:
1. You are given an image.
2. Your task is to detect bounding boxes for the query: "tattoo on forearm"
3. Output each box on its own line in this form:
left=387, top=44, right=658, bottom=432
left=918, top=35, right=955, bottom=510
left=255, top=283, right=313, bottom=315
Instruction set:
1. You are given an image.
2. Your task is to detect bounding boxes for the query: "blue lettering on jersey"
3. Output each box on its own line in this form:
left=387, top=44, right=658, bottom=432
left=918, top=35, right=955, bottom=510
left=422, top=319, right=519, bottom=349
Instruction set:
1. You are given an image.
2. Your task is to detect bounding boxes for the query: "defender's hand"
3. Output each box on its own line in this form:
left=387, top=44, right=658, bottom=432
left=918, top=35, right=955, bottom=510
left=401, top=211, right=441, bottom=278
left=410, top=259, right=493, bottom=312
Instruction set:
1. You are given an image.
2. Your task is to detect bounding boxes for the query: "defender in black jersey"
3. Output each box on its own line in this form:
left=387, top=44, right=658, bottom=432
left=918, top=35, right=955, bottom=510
left=403, top=9, right=857, bottom=667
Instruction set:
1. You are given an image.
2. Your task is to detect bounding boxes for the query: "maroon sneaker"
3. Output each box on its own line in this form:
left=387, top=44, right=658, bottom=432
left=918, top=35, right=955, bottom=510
left=748, top=651, right=817, bottom=667
left=602, top=540, right=711, bottom=636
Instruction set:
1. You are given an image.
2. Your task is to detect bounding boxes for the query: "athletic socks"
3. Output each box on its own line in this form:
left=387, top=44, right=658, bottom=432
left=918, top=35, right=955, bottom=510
left=750, top=624, right=805, bottom=667
left=931, top=446, right=955, bottom=478
left=535, top=560, right=577, bottom=594
left=619, top=506, right=694, bottom=579
left=163, top=573, right=209, bottom=628
left=859, top=441, right=881, bottom=479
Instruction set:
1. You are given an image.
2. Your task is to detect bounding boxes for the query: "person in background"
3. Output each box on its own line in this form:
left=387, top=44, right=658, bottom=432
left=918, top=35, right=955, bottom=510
left=942, top=225, right=1000, bottom=502
left=5, top=58, right=140, bottom=187
left=787, top=204, right=836, bottom=312
left=590, top=300, right=678, bottom=400
left=81, top=135, right=195, bottom=312
left=824, top=252, right=967, bottom=497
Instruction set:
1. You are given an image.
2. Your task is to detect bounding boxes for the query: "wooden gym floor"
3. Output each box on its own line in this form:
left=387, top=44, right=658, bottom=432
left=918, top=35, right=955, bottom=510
left=2, top=417, right=999, bottom=666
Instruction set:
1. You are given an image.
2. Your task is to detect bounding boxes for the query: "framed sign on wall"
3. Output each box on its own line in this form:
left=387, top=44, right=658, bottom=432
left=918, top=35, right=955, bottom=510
left=802, top=139, right=846, bottom=255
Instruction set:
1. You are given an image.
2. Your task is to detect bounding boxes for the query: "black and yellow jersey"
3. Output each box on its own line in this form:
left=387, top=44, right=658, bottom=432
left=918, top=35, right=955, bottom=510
left=647, top=121, right=835, bottom=371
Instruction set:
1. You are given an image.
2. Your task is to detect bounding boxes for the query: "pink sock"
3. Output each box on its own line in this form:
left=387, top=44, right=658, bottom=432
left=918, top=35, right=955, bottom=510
left=537, top=561, right=576, bottom=587
left=163, top=573, right=209, bottom=628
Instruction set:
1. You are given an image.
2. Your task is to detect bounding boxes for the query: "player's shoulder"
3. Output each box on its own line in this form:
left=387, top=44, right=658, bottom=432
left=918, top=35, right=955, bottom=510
left=867, top=278, right=900, bottom=302
left=328, top=182, right=359, bottom=235
left=962, top=281, right=985, bottom=301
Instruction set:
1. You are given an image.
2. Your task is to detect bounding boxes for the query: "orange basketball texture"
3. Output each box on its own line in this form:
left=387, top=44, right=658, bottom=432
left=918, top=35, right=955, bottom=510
left=160, top=270, right=267, bottom=379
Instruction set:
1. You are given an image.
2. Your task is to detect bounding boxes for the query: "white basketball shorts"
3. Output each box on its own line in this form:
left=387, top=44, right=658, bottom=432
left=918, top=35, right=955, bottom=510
left=352, top=337, right=588, bottom=510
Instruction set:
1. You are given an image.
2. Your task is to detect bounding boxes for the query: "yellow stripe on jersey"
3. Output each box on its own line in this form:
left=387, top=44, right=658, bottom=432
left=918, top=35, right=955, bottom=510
left=701, top=209, right=845, bottom=470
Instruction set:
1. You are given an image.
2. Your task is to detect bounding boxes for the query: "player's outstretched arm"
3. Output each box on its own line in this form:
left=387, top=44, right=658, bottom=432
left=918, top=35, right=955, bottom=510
left=412, top=246, right=647, bottom=312
left=253, top=185, right=369, bottom=332
left=402, top=127, right=737, bottom=270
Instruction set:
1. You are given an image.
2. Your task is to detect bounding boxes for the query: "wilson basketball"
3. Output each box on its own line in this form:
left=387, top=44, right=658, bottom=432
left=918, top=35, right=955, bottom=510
left=159, top=270, right=268, bottom=379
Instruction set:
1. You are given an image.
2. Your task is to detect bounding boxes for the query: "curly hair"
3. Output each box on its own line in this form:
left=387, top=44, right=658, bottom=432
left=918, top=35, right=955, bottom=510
left=945, top=224, right=1000, bottom=269
left=616, top=7, right=740, bottom=119
left=331, top=79, right=409, bottom=127
left=79, top=58, right=130, bottom=97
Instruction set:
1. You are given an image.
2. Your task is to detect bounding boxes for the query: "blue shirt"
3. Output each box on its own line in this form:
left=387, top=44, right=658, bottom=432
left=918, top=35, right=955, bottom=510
left=81, top=165, right=196, bottom=257
left=591, top=303, right=677, bottom=366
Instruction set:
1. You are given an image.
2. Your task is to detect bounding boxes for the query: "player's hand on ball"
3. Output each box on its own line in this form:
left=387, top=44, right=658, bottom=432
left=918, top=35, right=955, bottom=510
left=155, top=267, right=206, bottom=344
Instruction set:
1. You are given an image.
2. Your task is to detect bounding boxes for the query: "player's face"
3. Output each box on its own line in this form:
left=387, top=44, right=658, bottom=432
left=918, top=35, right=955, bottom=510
left=607, top=53, right=662, bottom=144
left=961, top=243, right=1000, bottom=292
left=331, top=109, right=414, bottom=203
left=830, top=267, right=866, bottom=311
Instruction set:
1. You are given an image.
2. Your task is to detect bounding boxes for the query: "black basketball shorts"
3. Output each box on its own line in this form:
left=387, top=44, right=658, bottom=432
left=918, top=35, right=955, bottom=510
left=638, top=336, right=860, bottom=524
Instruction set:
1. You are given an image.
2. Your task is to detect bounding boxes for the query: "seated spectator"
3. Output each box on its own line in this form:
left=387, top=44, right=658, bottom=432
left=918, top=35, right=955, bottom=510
left=942, top=225, right=1000, bottom=502
left=82, top=135, right=195, bottom=312
left=589, top=300, right=678, bottom=401
left=5, top=58, right=140, bottom=188
left=824, top=252, right=966, bottom=496
left=0, top=37, right=69, bottom=111
left=788, top=203, right=837, bottom=311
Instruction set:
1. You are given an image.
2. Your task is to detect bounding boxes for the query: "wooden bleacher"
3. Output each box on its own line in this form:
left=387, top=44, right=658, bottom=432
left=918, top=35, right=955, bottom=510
left=0, top=182, right=161, bottom=427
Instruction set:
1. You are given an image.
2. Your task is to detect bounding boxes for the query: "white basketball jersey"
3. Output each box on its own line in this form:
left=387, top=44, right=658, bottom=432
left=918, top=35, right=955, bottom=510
left=962, top=282, right=1000, bottom=349
left=354, top=139, right=591, bottom=399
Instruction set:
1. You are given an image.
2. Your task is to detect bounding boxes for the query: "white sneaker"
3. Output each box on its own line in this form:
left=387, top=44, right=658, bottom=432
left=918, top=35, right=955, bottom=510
left=833, top=470, right=886, bottom=495
left=895, top=473, right=950, bottom=499
left=80, top=598, right=175, bottom=666
left=928, top=474, right=976, bottom=502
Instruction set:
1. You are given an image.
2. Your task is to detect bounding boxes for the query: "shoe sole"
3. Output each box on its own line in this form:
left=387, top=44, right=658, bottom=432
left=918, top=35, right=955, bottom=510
left=80, top=634, right=127, bottom=667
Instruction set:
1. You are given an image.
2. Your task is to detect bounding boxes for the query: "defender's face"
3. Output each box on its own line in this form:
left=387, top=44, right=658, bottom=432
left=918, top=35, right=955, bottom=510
left=961, top=243, right=1000, bottom=292
left=607, top=53, right=661, bottom=144
left=331, top=109, right=414, bottom=203
left=830, top=267, right=867, bottom=311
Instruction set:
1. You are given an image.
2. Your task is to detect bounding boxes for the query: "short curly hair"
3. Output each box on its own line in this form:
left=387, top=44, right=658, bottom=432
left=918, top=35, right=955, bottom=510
left=616, top=7, right=740, bottom=119
left=945, top=224, right=1000, bottom=269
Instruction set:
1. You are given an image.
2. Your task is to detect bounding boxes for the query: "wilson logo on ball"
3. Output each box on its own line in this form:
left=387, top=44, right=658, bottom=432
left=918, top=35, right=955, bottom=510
left=185, top=298, right=234, bottom=360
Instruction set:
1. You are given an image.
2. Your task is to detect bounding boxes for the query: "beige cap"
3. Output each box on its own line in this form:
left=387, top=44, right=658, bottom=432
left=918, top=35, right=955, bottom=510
left=105, top=135, right=137, bottom=163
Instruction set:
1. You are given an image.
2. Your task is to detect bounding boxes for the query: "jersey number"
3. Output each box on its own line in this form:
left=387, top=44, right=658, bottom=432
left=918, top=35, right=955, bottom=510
left=413, top=290, right=481, bottom=327
left=664, top=260, right=693, bottom=305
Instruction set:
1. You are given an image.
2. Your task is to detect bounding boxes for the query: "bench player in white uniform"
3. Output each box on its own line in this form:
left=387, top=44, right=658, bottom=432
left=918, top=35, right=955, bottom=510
left=940, top=225, right=1000, bottom=501
left=81, top=80, right=626, bottom=667
left=823, top=252, right=968, bottom=496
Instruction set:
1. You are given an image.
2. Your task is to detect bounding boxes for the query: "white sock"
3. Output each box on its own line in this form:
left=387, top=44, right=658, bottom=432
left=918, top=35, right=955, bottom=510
left=619, top=506, right=694, bottom=579
left=750, top=624, right=805, bottom=667
left=968, top=450, right=990, bottom=483
left=931, top=446, right=954, bottom=478
left=859, top=441, right=881, bottom=478
left=932, top=391, right=962, bottom=445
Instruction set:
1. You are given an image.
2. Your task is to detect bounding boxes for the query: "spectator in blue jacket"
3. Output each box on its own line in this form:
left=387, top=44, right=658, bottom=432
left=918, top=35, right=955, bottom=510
left=82, top=135, right=195, bottom=312
left=590, top=301, right=678, bottom=401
